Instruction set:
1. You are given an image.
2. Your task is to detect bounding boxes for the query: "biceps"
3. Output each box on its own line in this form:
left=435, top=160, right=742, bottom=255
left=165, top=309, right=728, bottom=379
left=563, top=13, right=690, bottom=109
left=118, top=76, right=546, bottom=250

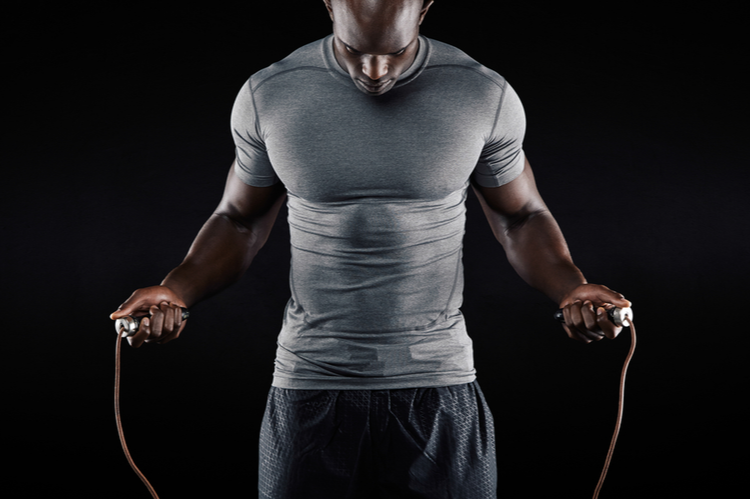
left=216, top=162, right=286, bottom=225
left=472, top=158, right=547, bottom=219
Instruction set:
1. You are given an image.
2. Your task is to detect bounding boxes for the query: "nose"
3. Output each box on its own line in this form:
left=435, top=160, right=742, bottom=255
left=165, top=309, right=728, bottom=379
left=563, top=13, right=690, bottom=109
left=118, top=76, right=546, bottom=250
left=362, top=55, right=389, bottom=81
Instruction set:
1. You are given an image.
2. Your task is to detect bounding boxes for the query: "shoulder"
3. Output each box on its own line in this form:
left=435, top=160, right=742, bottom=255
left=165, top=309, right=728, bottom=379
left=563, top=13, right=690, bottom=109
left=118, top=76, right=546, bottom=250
left=247, top=38, right=329, bottom=93
left=422, top=37, right=510, bottom=94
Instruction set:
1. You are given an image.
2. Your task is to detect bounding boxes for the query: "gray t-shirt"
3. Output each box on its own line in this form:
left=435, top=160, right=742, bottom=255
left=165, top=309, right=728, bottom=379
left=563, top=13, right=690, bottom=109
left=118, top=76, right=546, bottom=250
left=231, top=35, right=526, bottom=389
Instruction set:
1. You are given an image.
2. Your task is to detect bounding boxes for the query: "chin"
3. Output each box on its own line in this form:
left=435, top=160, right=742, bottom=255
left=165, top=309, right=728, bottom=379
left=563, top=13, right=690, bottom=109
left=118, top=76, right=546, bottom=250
left=355, top=79, right=395, bottom=96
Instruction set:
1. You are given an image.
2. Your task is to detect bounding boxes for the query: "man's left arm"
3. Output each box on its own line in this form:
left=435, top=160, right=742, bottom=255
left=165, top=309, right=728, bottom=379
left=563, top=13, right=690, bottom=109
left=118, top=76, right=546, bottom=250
left=471, top=157, right=631, bottom=342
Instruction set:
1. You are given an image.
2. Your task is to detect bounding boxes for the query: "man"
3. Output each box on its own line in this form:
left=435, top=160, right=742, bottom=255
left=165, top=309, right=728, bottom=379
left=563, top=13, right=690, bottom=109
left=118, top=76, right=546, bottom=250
left=111, top=0, right=630, bottom=497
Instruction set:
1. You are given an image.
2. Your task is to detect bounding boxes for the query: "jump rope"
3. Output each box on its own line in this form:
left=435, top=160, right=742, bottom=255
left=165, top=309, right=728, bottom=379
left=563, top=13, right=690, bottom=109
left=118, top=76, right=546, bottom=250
left=114, top=306, right=635, bottom=499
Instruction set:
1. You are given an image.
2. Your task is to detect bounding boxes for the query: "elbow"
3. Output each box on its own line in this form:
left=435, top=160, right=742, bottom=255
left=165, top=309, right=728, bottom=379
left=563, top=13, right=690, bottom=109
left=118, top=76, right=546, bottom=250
left=502, top=207, right=552, bottom=238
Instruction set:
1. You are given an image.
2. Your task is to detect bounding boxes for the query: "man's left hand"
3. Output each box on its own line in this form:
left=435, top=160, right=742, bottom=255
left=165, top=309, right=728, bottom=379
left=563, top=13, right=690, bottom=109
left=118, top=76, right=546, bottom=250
left=558, top=284, right=631, bottom=343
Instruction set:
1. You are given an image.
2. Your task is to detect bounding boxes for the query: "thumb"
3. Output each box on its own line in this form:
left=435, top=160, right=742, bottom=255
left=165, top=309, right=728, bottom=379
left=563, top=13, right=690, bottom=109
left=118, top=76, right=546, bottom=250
left=597, top=290, right=631, bottom=309
left=110, top=289, right=152, bottom=320
left=109, top=308, right=129, bottom=320
left=110, top=302, right=138, bottom=320
left=110, top=285, right=185, bottom=320
left=612, top=297, right=632, bottom=308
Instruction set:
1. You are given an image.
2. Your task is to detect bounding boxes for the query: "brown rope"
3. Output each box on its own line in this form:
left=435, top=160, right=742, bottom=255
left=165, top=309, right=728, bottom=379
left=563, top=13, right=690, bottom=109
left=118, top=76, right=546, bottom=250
left=593, top=316, right=636, bottom=499
left=115, top=331, right=159, bottom=499
left=113, top=313, right=634, bottom=499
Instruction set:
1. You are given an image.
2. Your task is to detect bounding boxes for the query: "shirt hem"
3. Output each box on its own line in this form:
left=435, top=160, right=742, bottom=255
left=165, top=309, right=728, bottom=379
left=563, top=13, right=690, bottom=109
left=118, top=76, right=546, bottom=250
left=271, top=372, right=477, bottom=391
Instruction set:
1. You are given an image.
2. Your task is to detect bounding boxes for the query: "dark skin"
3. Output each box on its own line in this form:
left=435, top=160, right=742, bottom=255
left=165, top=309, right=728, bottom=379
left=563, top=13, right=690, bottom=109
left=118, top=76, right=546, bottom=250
left=324, top=0, right=433, bottom=95
left=111, top=0, right=630, bottom=346
left=111, top=166, right=286, bottom=347
left=471, top=158, right=630, bottom=342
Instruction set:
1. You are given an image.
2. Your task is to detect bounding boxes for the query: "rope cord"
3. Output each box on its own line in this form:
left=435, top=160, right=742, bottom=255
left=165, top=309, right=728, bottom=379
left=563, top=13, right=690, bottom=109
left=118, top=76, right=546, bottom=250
left=592, top=316, right=636, bottom=499
left=113, top=313, right=634, bottom=499
left=115, top=332, right=159, bottom=499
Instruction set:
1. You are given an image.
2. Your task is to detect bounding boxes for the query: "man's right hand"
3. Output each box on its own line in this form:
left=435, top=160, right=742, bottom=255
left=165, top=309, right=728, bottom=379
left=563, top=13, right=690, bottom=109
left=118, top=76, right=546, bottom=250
left=108, top=162, right=286, bottom=348
left=110, top=286, right=188, bottom=347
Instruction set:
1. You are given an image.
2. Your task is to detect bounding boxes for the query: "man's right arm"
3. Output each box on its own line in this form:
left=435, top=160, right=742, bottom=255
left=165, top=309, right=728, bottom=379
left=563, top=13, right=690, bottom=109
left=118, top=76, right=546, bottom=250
left=110, top=161, right=287, bottom=347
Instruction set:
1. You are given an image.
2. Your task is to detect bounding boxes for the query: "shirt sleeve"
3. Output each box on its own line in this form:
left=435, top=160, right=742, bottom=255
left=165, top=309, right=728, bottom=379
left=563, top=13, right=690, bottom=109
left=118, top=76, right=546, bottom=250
left=230, top=80, right=279, bottom=187
left=472, top=81, right=526, bottom=188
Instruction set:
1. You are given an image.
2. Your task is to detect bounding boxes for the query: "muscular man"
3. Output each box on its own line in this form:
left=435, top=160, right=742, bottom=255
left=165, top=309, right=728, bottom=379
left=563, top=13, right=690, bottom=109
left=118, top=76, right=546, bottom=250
left=111, top=0, right=630, bottom=497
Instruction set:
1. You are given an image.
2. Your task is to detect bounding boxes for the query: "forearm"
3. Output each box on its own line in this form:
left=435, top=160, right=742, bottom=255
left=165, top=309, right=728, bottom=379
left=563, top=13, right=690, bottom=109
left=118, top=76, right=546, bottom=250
left=498, top=209, right=586, bottom=304
left=471, top=159, right=588, bottom=304
left=161, top=181, right=286, bottom=306
left=158, top=215, right=258, bottom=306
left=470, top=161, right=629, bottom=342
left=111, top=168, right=286, bottom=347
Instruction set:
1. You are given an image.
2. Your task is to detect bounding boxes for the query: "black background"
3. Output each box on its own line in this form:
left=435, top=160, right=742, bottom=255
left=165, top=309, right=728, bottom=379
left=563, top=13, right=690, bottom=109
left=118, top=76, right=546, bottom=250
left=3, top=2, right=747, bottom=499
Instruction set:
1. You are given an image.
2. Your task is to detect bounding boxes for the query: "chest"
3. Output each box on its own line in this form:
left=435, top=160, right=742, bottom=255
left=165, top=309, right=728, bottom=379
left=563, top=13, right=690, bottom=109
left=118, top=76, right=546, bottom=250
left=256, top=76, right=495, bottom=202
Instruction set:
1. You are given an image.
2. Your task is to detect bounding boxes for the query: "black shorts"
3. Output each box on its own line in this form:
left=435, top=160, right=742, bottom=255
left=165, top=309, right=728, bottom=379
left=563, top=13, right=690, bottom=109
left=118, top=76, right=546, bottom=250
left=258, top=381, right=497, bottom=499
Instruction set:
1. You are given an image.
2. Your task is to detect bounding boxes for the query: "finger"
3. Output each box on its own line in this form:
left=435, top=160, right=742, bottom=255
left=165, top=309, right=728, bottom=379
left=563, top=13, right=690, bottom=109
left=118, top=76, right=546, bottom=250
left=158, top=319, right=186, bottom=344
left=563, top=301, right=592, bottom=343
left=598, top=306, right=623, bottom=340
left=581, top=301, right=606, bottom=341
left=581, top=300, right=597, bottom=330
left=145, top=304, right=165, bottom=341
left=173, top=304, right=184, bottom=329
left=128, top=317, right=150, bottom=348
left=165, top=305, right=184, bottom=341
left=562, top=323, right=588, bottom=343
left=564, top=301, right=605, bottom=343
left=156, top=303, right=183, bottom=344
left=561, top=302, right=582, bottom=341
left=563, top=300, right=582, bottom=327
left=160, top=302, right=176, bottom=334
left=159, top=305, right=187, bottom=344
left=562, top=322, right=596, bottom=344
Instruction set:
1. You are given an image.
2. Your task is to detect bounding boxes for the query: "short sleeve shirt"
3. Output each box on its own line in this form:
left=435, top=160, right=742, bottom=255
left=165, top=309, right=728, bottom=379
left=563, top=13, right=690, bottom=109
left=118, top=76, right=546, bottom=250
left=231, top=35, right=526, bottom=389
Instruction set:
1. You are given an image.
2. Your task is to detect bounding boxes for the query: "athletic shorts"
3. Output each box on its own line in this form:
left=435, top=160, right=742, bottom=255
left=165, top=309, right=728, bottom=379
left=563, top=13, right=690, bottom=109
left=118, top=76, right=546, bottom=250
left=258, top=381, right=497, bottom=499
